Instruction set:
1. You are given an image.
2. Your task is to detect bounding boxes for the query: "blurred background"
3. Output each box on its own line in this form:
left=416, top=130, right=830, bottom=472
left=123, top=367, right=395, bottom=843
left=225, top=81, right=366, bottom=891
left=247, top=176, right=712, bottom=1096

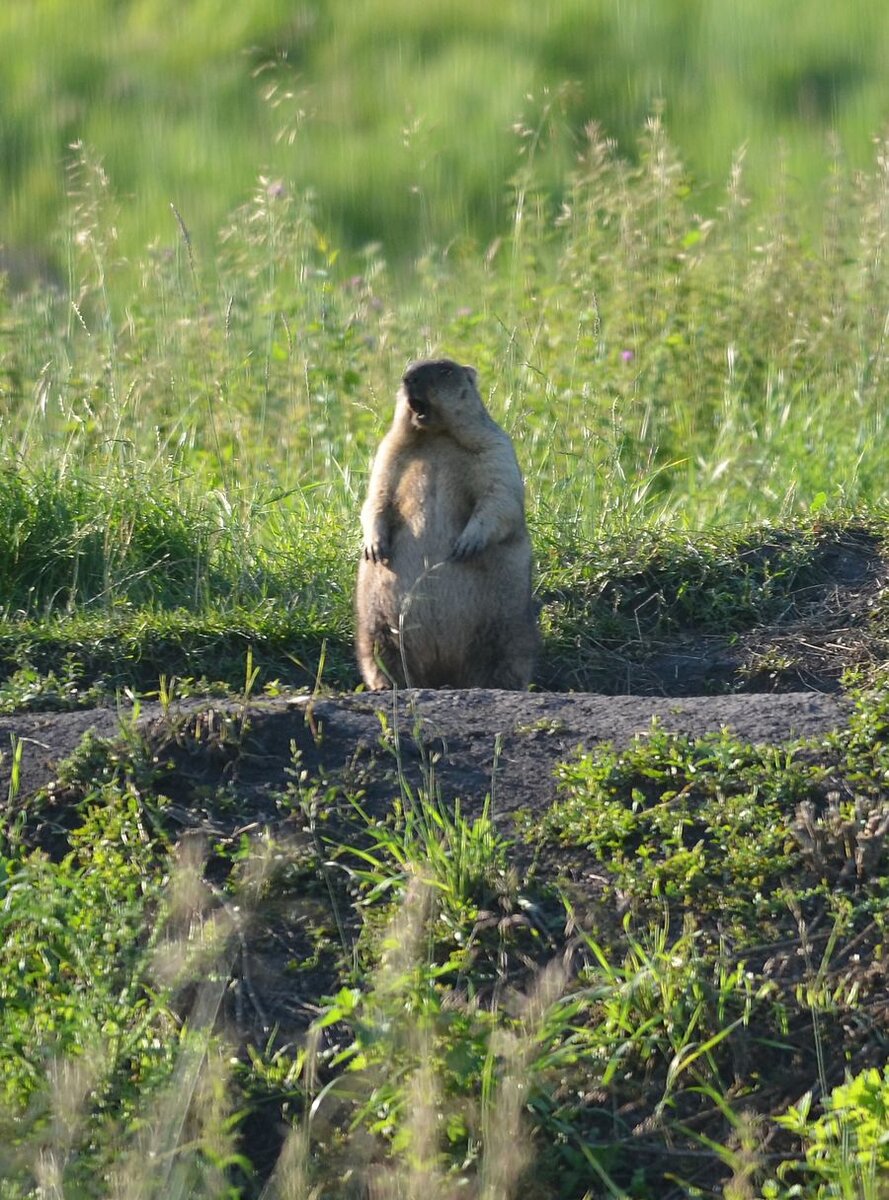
left=3, top=0, right=889, bottom=282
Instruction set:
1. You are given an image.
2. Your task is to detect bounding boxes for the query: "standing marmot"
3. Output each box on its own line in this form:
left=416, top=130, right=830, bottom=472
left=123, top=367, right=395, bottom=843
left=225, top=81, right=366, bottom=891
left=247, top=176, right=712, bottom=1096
left=355, top=358, right=538, bottom=689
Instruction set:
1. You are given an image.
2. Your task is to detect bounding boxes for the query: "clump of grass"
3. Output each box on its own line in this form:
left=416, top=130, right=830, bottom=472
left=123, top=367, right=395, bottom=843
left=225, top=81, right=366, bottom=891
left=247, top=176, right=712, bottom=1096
left=542, top=521, right=880, bottom=637
left=766, top=1066, right=889, bottom=1199
left=0, top=461, right=232, bottom=614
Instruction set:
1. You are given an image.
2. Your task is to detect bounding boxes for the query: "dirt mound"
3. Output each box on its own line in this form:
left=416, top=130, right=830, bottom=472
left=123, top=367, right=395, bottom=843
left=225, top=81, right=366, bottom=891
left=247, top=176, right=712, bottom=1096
left=0, top=687, right=851, bottom=819
left=541, top=526, right=888, bottom=694
left=0, top=685, right=870, bottom=1196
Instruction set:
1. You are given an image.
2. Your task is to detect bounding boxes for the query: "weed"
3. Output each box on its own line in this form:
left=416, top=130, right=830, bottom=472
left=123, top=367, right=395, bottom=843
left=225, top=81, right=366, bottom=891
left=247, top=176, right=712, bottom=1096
left=547, top=725, right=811, bottom=938
left=765, top=1066, right=889, bottom=1199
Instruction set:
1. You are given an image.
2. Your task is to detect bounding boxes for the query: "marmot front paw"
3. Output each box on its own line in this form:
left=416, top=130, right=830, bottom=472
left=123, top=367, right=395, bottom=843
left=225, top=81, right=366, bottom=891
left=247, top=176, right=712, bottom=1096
left=450, top=529, right=486, bottom=561
left=363, top=538, right=390, bottom=564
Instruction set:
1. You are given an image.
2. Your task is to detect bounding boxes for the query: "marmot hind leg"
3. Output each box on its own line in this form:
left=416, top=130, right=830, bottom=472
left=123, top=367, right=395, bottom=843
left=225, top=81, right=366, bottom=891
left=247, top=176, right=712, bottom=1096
left=484, top=646, right=536, bottom=689
left=356, top=620, right=406, bottom=690
left=463, top=616, right=538, bottom=690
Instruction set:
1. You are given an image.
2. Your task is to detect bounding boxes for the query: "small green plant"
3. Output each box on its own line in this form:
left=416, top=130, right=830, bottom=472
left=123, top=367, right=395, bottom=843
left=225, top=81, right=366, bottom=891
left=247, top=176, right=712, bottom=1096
left=0, top=660, right=107, bottom=714
left=0, top=790, right=173, bottom=1153
left=547, top=725, right=814, bottom=937
left=335, top=786, right=509, bottom=921
left=764, top=1065, right=889, bottom=1199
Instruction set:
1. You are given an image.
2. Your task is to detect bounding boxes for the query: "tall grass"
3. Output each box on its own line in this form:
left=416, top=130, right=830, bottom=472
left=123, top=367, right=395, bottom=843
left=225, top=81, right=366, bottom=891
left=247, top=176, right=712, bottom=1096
left=3, top=114, right=889, bottom=693
left=7, top=120, right=889, bottom=534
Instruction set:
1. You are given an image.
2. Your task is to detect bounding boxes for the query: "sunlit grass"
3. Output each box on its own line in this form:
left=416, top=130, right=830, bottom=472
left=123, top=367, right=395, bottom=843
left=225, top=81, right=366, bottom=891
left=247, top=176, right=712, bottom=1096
left=9, top=123, right=889, bottom=528
left=3, top=122, right=889, bottom=695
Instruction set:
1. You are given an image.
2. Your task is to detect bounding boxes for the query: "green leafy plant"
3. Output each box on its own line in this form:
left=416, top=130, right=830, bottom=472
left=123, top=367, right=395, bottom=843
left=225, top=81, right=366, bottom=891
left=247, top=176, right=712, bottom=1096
left=547, top=725, right=814, bottom=936
left=765, top=1066, right=889, bottom=1199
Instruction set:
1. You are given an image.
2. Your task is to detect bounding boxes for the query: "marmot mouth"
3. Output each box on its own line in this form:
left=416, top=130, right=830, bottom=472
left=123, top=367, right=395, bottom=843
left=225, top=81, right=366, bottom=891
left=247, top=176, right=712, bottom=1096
left=406, top=392, right=430, bottom=421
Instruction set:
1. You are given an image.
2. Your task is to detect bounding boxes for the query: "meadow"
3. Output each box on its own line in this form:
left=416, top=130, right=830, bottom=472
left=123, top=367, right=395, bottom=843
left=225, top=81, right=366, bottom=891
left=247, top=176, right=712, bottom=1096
left=3, top=3, right=889, bottom=1195
left=2, top=113, right=889, bottom=695
left=5, top=0, right=889, bottom=275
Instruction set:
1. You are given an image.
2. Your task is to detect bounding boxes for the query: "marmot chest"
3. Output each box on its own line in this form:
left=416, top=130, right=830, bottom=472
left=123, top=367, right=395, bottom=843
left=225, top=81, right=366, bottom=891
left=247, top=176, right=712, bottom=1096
left=393, top=442, right=476, bottom=538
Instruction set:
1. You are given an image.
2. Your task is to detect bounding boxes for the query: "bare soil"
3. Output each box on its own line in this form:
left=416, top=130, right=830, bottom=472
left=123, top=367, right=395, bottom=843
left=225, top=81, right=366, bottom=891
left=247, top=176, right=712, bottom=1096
left=0, top=686, right=851, bottom=822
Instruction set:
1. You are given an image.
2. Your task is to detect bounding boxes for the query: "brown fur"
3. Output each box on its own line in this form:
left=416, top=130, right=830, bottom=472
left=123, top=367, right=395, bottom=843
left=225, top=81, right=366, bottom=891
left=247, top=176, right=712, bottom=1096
left=355, top=358, right=538, bottom=689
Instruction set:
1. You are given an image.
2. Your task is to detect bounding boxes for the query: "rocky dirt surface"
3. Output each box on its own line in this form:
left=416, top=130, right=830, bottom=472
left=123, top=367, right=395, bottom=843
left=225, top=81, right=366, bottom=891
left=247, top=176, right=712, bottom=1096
left=0, top=683, right=853, bottom=1066
left=0, top=686, right=852, bottom=821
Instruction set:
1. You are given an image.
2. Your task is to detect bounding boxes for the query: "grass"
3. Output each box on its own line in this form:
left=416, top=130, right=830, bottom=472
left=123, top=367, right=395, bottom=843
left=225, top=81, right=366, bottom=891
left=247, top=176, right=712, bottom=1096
left=3, top=122, right=889, bottom=699
left=545, top=688, right=889, bottom=939
left=3, top=45, right=889, bottom=1197
left=11, top=122, right=889, bottom=519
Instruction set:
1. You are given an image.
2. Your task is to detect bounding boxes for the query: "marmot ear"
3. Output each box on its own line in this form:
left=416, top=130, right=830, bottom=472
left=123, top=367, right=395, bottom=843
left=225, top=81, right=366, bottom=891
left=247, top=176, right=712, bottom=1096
left=463, top=365, right=478, bottom=386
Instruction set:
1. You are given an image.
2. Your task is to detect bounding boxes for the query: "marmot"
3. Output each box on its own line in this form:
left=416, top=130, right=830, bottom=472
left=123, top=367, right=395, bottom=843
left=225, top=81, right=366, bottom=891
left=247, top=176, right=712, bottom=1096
left=355, top=358, right=538, bottom=689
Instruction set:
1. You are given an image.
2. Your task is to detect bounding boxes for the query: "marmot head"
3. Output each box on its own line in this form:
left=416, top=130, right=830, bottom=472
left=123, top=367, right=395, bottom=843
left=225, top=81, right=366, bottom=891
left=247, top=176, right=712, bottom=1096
left=399, top=358, right=482, bottom=433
